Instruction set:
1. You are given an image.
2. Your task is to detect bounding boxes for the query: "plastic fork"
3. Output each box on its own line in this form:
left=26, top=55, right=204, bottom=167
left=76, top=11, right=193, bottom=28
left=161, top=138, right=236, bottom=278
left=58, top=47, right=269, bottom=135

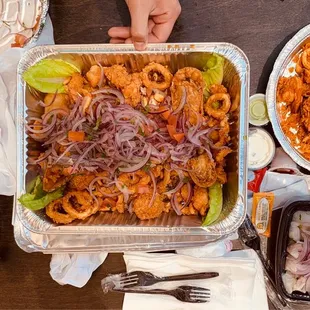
left=118, top=271, right=219, bottom=288
left=114, top=285, right=210, bottom=303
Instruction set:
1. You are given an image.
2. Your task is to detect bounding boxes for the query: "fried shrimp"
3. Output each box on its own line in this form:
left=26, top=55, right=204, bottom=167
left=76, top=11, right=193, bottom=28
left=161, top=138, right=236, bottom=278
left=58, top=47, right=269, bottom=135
left=277, top=76, right=304, bottom=113
left=301, top=98, right=310, bottom=131
left=43, top=165, right=71, bottom=192
left=65, top=72, right=85, bottom=102
left=216, top=166, right=227, bottom=184
left=104, top=65, right=142, bottom=107
left=205, top=93, right=231, bottom=120
left=122, top=72, right=142, bottom=107
left=63, top=191, right=98, bottom=220
left=208, top=117, right=230, bottom=148
left=188, top=153, right=217, bottom=188
left=302, top=48, right=310, bottom=70
left=171, top=67, right=205, bottom=124
left=173, top=67, right=205, bottom=89
left=133, top=193, right=164, bottom=220
left=86, top=65, right=102, bottom=88
left=192, top=186, right=209, bottom=216
left=69, top=173, right=96, bottom=191
left=44, top=93, right=70, bottom=114
left=215, top=147, right=233, bottom=166
left=142, top=62, right=173, bottom=90
left=46, top=198, right=76, bottom=224
left=104, top=65, right=130, bottom=89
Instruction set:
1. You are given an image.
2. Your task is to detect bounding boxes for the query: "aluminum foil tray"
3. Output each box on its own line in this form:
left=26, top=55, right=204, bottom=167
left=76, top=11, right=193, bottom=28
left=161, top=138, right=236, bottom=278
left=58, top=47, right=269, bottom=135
left=267, top=24, right=310, bottom=171
left=15, top=43, right=249, bottom=247
left=0, top=0, right=49, bottom=52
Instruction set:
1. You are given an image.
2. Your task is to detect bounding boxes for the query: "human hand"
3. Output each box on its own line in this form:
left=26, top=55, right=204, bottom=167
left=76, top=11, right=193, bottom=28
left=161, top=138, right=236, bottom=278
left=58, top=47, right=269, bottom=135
left=108, top=0, right=181, bottom=51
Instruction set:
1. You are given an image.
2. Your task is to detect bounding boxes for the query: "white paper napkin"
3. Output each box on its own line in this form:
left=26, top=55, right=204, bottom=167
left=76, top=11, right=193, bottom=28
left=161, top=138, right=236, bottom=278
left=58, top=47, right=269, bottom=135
left=122, top=250, right=268, bottom=310
left=50, top=252, right=108, bottom=288
left=0, top=15, right=54, bottom=195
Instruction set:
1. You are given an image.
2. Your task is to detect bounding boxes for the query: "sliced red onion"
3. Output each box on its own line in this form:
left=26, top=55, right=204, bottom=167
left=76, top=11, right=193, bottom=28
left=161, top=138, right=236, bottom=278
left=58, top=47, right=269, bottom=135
left=114, top=176, right=130, bottom=203
left=171, top=193, right=182, bottom=216
left=297, top=233, right=309, bottom=262
left=128, top=201, right=133, bottom=214
left=72, top=143, right=97, bottom=173
left=96, top=62, right=105, bottom=88
left=148, top=106, right=169, bottom=114
left=182, top=182, right=193, bottom=209
left=148, top=170, right=157, bottom=208
left=164, top=169, right=184, bottom=195
left=38, top=90, right=59, bottom=108
left=172, top=86, right=186, bottom=115
left=72, top=117, right=86, bottom=131
left=118, top=147, right=152, bottom=173
left=42, top=109, right=69, bottom=124
left=92, top=88, right=125, bottom=104
left=26, top=116, right=56, bottom=134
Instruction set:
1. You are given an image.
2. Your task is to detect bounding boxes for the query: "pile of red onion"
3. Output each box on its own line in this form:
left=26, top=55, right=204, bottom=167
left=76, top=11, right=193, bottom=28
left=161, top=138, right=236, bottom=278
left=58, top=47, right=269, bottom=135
left=26, top=88, right=222, bottom=214
left=27, top=88, right=219, bottom=173
left=283, top=211, right=310, bottom=294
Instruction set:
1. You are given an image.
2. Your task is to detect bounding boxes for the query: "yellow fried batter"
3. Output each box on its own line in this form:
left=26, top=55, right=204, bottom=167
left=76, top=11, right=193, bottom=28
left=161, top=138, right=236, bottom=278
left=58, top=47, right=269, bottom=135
left=133, top=193, right=164, bottom=220
left=216, top=166, right=227, bottom=184
left=192, top=186, right=209, bottom=216
left=302, top=98, right=310, bottom=131
left=104, top=65, right=142, bottom=107
left=104, top=65, right=130, bottom=89
left=44, top=93, right=70, bottom=114
left=215, top=147, right=233, bottom=166
left=65, top=72, right=85, bottom=102
left=86, top=65, right=102, bottom=88
left=171, top=67, right=204, bottom=124
left=277, top=76, right=304, bottom=113
left=43, top=165, right=71, bottom=192
left=205, top=93, right=231, bottom=120
left=142, top=62, right=173, bottom=90
left=122, top=73, right=142, bottom=107
left=46, top=198, right=76, bottom=224
left=69, top=173, right=96, bottom=191
left=63, top=191, right=98, bottom=220
left=188, top=153, right=217, bottom=188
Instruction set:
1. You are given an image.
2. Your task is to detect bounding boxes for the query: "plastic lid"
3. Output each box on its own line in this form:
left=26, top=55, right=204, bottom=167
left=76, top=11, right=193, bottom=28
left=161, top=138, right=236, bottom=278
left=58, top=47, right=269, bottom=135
left=249, top=94, right=270, bottom=126
left=248, top=128, right=276, bottom=170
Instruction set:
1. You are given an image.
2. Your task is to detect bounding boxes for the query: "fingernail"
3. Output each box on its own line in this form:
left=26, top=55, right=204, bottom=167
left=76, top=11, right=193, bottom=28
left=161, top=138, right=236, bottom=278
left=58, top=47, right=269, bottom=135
left=134, top=41, right=147, bottom=51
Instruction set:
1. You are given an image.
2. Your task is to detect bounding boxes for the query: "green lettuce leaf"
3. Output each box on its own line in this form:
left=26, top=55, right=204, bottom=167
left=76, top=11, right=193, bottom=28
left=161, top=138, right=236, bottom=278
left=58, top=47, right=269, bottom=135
left=202, top=182, right=223, bottom=226
left=201, top=54, right=224, bottom=97
left=22, top=59, right=81, bottom=93
left=18, top=177, right=64, bottom=211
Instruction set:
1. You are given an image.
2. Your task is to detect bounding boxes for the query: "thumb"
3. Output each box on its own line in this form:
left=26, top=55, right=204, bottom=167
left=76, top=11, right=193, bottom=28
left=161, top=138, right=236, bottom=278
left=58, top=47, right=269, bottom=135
left=126, top=0, right=153, bottom=50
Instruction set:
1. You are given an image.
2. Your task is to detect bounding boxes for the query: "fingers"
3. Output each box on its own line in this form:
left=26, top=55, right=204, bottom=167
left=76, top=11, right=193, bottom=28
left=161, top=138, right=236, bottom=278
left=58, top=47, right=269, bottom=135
left=110, top=38, right=126, bottom=44
left=126, top=0, right=154, bottom=50
left=108, top=27, right=131, bottom=39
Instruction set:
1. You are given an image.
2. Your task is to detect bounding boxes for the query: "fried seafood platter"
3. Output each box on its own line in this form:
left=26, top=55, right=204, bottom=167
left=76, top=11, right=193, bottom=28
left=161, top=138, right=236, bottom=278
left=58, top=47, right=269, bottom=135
left=277, top=43, right=310, bottom=161
left=20, top=55, right=234, bottom=226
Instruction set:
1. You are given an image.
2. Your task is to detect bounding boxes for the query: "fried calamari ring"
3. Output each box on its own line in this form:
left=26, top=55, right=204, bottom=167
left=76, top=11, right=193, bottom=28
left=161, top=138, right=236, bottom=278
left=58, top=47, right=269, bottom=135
left=188, top=153, right=217, bottom=188
left=142, top=63, right=173, bottom=90
left=46, top=198, right=76, bottom=224
left=302, top=48, right=310, bottom=70
left=205, top=93, right=231, bottom=120
left=63, top=191, right=98, bottom=220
